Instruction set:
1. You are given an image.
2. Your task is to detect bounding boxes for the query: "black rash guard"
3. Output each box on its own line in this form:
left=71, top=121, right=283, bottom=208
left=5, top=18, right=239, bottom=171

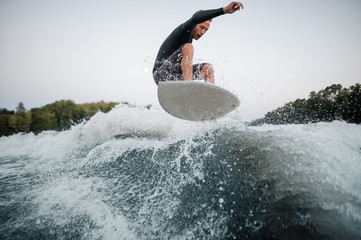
left=153, top=8, right=225, bottom=74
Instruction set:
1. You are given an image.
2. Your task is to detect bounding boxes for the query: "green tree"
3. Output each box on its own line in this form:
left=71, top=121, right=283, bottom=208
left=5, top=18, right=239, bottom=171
left=252, top=83, right=361, bottom=125
left=338, top=83, right=361, bottom=123
left=16, top=102, right=26, bottom=114
left=30, top=108, right=57, bottom=133
left=13, top=102, right=32, bottom=133
left=0, top=109, right=15, bottom=136
left=44, top=100, right=86, bottom=130
left=80, top=101, right=118, bottom=119
left=1, top=100, right=120, bottom=136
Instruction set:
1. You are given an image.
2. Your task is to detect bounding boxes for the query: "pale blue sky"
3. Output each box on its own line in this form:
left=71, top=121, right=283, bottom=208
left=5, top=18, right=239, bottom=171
left=1, top=0, right=360, bottom=120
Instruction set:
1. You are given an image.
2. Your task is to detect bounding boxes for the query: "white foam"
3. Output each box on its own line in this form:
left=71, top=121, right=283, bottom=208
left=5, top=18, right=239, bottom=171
left=76, top=104, right=176, bottom=142
left=1, top=105, right=360, bottom=238
left=32, top=176, right=136, bottom=240
left=249, top=121, right=361, bottom=220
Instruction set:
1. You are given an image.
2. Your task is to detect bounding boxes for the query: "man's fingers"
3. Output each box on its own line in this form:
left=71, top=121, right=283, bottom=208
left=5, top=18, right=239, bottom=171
left=224, top=1, right=243, bottom=14
left=234, top=2, right=243, bottom=10
left=231, top=2, right=243, bottom=12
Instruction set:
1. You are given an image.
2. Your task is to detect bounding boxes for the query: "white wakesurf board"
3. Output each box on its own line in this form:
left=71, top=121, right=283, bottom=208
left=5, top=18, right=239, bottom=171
left=158, top=81, right=240, bottom=121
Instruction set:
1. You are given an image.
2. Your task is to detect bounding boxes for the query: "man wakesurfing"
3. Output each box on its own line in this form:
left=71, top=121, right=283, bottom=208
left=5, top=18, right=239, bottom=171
left=153, top=1, right=244, bottom=85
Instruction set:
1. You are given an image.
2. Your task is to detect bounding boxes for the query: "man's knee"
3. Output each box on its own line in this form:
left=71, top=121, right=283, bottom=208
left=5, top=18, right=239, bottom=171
left=202, top=63, right=214, bottom=73
left=201, top=63, right=215, bottom=84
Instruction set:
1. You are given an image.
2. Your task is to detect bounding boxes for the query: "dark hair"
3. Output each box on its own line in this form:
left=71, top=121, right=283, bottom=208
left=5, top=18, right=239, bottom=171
left=193, top=10, right=213, bottom=22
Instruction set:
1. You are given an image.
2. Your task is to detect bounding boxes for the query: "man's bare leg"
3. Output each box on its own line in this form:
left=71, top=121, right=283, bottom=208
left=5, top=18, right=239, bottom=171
left=181, top=44, right=215, bottom=84
left=181, top=43, right=194, bottom=81
left=200, top=63, right=215, bottom=84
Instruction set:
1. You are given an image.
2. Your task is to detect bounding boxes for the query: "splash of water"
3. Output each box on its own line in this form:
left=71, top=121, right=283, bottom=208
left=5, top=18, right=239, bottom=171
left=1, top=105, right=360, bottom=239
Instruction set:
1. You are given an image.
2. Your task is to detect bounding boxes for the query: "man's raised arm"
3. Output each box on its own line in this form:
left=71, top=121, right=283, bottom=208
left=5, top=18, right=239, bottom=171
left=191, top=1, right=244, bottom=25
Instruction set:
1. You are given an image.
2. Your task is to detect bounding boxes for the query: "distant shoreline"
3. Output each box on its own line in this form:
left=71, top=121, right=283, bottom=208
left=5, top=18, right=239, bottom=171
left=0, top=100, right=123, bottom=137
left=250, top=83, right=361, bottom=126
left=1, top=83, right=360, bottom=137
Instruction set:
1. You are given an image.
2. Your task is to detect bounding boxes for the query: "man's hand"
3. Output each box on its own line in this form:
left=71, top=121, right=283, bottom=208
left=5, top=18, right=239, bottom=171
left=223, top=2, right=244, bottom=14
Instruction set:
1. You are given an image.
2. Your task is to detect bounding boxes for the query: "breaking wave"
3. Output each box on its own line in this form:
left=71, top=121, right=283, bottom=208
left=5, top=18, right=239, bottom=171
left=1, top=104, right=360, bottom=239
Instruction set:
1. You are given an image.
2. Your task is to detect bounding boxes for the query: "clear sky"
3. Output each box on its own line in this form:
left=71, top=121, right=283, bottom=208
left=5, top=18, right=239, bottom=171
left=1, top=0, right=360, bottom=121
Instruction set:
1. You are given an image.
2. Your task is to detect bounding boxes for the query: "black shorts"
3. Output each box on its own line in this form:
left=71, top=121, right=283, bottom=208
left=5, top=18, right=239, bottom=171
left=153, top=45, right=205, bottom=85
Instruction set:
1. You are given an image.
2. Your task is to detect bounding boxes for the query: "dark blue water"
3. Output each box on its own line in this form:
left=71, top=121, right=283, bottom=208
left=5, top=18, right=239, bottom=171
left=1, top=106, right=361, bottom=239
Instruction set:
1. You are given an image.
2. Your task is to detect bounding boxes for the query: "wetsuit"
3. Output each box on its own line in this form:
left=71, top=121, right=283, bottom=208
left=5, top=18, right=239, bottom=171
left=153, top=8, right=225, bottom=85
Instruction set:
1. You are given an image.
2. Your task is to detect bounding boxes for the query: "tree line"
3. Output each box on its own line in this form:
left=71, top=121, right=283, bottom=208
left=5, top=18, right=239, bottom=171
left=251, top=83, right=361, bottom=125
left=0, top=100, right=119, bottom=136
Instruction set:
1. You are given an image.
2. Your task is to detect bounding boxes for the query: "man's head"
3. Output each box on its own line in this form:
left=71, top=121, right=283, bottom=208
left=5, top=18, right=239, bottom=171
left=192, top=21, right=210, bottom=40
left=192, top=10, right=211, bottom=41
